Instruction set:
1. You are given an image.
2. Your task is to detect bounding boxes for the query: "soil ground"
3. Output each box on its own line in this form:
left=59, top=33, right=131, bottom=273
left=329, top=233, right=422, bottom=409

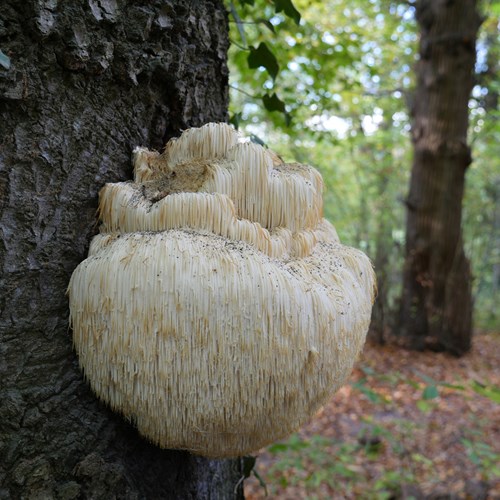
left=244, top=333, right=500, bottom=499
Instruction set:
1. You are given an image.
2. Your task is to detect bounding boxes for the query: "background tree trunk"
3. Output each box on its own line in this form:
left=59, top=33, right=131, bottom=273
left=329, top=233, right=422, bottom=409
left=0, top=1, right=244, bottom=498
left=399, top=0, right=481, bottom=355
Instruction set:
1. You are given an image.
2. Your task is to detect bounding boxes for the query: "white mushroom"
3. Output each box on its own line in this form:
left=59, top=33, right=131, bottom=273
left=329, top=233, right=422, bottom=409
left=68, top=122, right=376, bottom=457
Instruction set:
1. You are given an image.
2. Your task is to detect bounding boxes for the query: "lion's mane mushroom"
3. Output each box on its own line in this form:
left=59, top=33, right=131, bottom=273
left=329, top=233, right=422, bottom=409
left=68, top=122, right=376, bottom=458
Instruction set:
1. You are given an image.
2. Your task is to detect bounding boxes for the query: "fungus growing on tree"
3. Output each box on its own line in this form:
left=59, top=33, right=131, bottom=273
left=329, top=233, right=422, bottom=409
left=68, top=122, right=376, bottom=457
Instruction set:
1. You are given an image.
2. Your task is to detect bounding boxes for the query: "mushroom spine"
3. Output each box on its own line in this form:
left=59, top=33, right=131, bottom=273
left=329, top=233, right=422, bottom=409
left=68, top=122, right=376, bottom=457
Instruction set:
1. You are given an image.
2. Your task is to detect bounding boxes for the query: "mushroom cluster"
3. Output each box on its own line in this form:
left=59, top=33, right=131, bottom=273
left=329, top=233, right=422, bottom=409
left=68, top=123, right=376, bottom=457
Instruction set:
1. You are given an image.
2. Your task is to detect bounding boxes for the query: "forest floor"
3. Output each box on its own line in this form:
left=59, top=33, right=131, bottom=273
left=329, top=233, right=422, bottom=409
left=244, top=333, right=499, bottom=500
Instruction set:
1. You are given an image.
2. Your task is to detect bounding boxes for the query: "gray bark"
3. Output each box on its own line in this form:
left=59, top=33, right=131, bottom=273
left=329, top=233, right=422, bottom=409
left=0, top=1, right=244, bottom=498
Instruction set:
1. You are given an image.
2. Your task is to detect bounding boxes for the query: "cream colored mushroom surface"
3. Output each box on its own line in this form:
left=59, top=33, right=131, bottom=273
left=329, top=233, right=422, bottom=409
left=68, top=122, right=376, bottom=458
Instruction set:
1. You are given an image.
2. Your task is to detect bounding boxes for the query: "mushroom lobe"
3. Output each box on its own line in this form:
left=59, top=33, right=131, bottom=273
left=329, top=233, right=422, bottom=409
left=68, top=123, right=376, bottom=457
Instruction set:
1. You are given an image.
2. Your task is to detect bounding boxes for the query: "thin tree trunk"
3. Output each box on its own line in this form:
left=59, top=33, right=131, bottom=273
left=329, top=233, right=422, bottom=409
left=400, top=0, right=481, bottom=355
left=0, top=1, right=244, bottom=497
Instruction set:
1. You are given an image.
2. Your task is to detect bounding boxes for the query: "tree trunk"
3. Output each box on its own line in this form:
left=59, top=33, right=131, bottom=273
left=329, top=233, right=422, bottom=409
left=0, top=1, right=244, bottom=498
left=368, top=174, right=391, bottom=345
left=399, top=0, right=481, bottom=355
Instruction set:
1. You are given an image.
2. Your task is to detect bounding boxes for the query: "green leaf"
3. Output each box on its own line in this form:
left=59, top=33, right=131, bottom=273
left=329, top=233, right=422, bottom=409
left=352, top=380, right=386, bottom=404
left=287, top=434, right=309, bottom=451
left=268, top=442, right=289, bottom=453
left=257, top=17, right=276, bottom=33
left=239, top=0, right=255, bottom=5
left=0, top=50, right=11, bottom=70
left=248, top=42, right=279, bottom=81
left=273, top=0, right=301, bottom=25
left=269, top=434, right=309, bottom=453
left=263, top=92, right=286, bottom=113
left=471, top=380, right=500, bottom=403
left=422, top=385, right=439, bottom=400
left=407, top=379, right=421, bottom=389
left=441, top=382, right=466, bottom=391
left=230, top=112, right=242, bottom=130
left=414, top=370, right=437, bottom=385
left=416, top=400, right=433, bottom=413
left=411, top=453, right=433, bottom=466
left=263, top=93, right=291, bottom=125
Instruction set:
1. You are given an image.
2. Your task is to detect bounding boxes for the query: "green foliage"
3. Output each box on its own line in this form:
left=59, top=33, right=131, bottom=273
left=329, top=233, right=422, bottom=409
left=470, top=380, right=500, bottom=404
left=228, top=0, right=415, bottom=335
left=414, top=384, right=440, bottom=412
left=262, top=93, right=290, bottom=124
left=228, top=0, right=500, bottom=332
left=351, top=378, right=388, bottom=404
left=229, top=0, right=416, bottom=132
left=264, top=423, right=424, bottom=498
left=421, top=385, right=439, bottom=400
left=463, top=12, right=499, bottom=329
left=462, top=432, right=500, bottom=481
left=372, top=469, right=415, bottom=499
left=417, top=385, right=439, bottom=413
left=274, top=0, right=301, bottom=25
left=247, top=42, right=280, bottom=81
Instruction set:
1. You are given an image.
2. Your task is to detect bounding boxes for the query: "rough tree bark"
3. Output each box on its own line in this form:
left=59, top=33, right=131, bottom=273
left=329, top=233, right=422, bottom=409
left=0, top=1, right=244, bottom=498
left=400, top=0, right=481, bottom=355
left=368, top=174, right=390, bottom=346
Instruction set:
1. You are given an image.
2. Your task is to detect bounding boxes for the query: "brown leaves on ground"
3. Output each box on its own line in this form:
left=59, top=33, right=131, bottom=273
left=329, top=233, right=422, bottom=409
left=244, top=333, right=500, bottom=499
